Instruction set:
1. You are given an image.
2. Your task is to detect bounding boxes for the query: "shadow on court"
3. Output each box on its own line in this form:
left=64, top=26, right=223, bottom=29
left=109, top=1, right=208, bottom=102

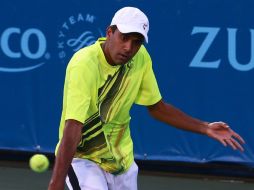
left=0, top=161, right=254, bottom=190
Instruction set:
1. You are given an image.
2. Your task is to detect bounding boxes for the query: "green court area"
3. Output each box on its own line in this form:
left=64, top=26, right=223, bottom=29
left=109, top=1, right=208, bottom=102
left=0, top=161, right=254, bottom=190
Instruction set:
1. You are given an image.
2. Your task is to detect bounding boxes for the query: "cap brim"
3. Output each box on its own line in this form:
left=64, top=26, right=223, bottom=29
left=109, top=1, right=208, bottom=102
left=116, top=24, right=148, bottom=43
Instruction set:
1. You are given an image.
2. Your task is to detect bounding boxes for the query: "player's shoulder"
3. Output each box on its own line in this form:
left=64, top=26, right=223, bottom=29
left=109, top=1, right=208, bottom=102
left=136, top=45, right=152, bottom=61
left=73, top=43, right=98, bottom=63
left=132, top=45, right=152, bottom=70
left=138, top=45, right=149, bottom=55
left=67, top=43, right=99, bottom=70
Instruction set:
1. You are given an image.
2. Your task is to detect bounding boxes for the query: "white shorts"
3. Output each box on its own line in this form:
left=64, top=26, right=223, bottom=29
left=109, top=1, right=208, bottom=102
left=66, top=158, right=138, bottom=190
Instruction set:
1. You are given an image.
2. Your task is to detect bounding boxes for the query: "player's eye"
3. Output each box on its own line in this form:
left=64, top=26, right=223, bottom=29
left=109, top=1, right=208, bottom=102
left=121, top=34, right=128, bottom=42
left=134, top=39, right=143, bottom=46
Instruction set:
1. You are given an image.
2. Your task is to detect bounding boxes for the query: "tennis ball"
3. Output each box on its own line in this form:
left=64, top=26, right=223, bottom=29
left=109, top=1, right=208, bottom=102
left=29, top=154, right=49, bottom=173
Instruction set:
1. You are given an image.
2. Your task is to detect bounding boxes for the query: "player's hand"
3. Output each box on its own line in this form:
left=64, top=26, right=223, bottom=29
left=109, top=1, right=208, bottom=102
left=206, top=121, right=245, bottom=151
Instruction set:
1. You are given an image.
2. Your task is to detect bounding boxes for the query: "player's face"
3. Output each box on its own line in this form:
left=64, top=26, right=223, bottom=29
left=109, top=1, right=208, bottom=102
left=104, top=28, right=144, bottom=65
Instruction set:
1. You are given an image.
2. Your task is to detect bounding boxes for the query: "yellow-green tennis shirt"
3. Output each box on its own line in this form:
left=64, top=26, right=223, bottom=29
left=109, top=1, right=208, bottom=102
left=56, top=37, right=162, bottom=174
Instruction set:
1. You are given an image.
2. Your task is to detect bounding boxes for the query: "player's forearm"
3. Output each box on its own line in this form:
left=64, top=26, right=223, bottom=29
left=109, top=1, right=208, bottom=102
left=49, top=138, right=77, bottom=189
left=48, top=120, right=82, bottom=190
left=148, top=100, right=209, bottom=135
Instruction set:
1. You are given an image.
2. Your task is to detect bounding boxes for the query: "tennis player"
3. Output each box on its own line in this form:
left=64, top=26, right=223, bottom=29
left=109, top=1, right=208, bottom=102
left=48, top=7, right=245, bottom=190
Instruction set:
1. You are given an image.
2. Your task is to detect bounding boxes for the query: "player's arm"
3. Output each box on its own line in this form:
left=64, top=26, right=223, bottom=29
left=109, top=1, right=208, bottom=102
left=48, top=119, right=82, bottom=190
left=147, top=99, right=208, bottom=134
left=147, top=99, right=245, bottom=151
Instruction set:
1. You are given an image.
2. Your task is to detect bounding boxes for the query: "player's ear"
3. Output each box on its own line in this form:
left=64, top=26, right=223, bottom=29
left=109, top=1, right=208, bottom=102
left=106, top=26, right=113, bottom=38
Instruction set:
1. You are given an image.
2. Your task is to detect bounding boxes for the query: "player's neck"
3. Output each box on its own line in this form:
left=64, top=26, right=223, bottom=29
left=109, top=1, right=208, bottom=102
left=101, top=42, right=116, bottom=66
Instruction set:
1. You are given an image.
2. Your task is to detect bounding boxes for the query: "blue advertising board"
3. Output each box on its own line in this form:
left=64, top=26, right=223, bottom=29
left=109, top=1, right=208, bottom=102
left=0, top=0, right=253, bottom=166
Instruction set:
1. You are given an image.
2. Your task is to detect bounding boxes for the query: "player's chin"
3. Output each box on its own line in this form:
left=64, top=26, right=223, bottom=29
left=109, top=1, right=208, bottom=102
left=115, top=53, right=132, bottom=63
left=113, top=59, right=129, bottom=65
left=114, top=57, right=131, bottom=65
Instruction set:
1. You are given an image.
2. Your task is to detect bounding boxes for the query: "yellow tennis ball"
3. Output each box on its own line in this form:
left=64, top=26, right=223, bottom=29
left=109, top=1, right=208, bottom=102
left=29, top=154, right=49, bottom=173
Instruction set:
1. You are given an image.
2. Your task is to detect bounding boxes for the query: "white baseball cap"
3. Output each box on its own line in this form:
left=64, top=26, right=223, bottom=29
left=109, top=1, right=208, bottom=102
left=110, top=7, right=149, bottom=43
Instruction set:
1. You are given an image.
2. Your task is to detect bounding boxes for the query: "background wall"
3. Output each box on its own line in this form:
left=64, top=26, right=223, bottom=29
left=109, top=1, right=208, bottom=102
left=0, top=0, right=253, bottom=166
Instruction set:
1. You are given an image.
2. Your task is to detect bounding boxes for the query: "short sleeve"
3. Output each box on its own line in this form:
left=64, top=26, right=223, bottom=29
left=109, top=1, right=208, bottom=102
left=64, top=55, right=94, bottom=123
left=135, top=58, right=162, bottom=105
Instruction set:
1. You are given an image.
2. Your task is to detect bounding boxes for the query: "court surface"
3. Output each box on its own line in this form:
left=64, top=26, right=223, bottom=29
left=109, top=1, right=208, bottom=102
left=0, top=161, right=254, bottom=190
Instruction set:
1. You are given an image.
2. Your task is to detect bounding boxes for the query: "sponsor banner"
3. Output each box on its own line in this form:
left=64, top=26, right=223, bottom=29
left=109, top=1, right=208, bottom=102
left=0, top=0, right=253, bottom=166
